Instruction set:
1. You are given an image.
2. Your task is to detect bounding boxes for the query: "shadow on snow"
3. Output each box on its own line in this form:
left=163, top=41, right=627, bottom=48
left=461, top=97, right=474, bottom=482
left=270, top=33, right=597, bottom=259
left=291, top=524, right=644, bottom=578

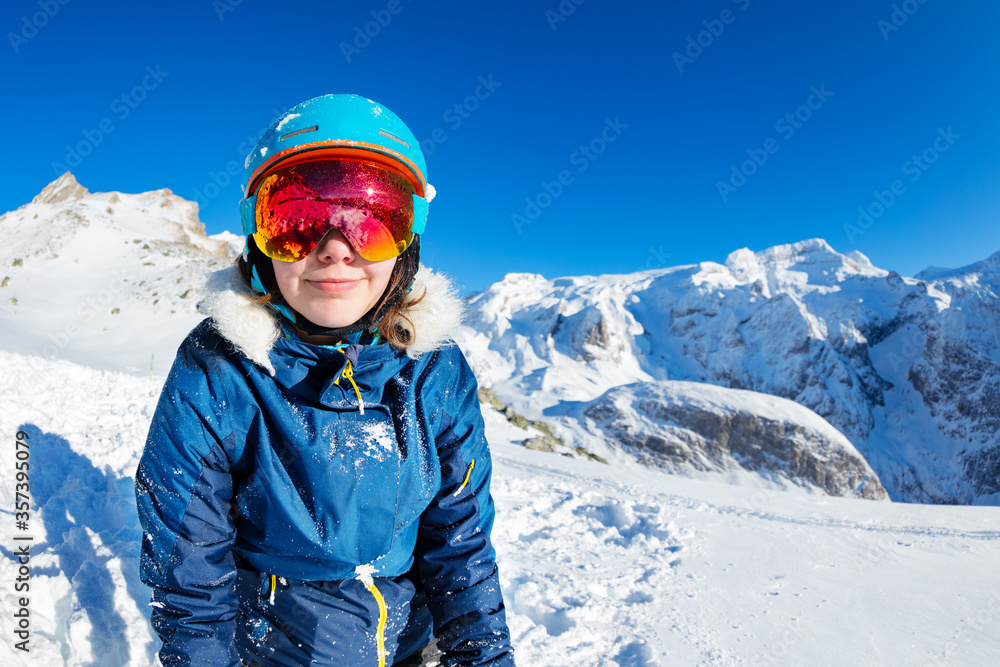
left=9, top=424, right=154, bottom=666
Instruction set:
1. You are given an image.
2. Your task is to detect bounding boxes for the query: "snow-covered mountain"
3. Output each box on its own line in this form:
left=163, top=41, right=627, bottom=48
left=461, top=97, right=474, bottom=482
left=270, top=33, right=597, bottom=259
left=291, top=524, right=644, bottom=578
left=2, top=176, right=1000, bottom=666
left=3, top=176, right=996, bottom=505
left=0, top=172, right=238, bottom=375
left=458, top=239, right=1000, bottom=505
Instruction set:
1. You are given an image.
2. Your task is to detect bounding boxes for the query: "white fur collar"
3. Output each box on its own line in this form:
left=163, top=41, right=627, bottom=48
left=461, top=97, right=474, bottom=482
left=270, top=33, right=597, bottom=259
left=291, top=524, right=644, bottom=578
left=197, top=264, right=464, bottom=376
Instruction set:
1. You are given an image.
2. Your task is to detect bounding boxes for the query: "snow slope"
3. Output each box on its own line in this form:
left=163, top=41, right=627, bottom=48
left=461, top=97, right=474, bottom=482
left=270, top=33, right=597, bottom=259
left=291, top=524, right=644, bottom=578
left=0, top=173, right=236, bottom=376
left=2, top=348, right=999, bottom=666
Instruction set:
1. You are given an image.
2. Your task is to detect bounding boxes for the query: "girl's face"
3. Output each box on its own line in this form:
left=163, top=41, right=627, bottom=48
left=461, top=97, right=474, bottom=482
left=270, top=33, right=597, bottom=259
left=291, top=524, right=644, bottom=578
left=272, top=228, right=396, bottom=329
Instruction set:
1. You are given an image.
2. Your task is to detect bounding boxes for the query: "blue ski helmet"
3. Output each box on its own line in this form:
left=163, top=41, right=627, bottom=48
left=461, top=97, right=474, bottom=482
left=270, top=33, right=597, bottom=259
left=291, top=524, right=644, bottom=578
left=240, top=94, right=431, bottom=239
left=237, top=94, right=431, bottom=340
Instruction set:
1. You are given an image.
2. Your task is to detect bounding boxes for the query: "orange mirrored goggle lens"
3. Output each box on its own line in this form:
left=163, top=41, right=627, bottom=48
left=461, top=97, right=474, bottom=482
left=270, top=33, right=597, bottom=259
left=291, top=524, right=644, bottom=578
left=253, top=159, right=415, bottom=262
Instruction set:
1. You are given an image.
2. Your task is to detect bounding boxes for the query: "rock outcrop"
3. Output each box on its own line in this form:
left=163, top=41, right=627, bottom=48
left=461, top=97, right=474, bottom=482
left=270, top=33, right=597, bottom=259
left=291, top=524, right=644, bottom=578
left=582, top=381, right=888, bottom=500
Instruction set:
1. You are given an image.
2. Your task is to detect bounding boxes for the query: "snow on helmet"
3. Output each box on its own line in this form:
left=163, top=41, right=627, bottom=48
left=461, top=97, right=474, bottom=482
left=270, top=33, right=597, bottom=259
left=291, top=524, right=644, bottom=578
left=240, top=94, right=430, bottom=238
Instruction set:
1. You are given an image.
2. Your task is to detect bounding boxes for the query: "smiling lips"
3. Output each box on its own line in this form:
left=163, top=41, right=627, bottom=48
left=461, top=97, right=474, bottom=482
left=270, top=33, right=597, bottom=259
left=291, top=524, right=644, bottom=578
left=305, top=278, right=363, bottom=294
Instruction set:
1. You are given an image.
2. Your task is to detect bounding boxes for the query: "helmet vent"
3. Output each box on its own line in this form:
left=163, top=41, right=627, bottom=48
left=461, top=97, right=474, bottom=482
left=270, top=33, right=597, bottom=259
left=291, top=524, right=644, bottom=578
left=378, top=129, right=410, bottom=148
left=279, top=125, right=318, bottom=141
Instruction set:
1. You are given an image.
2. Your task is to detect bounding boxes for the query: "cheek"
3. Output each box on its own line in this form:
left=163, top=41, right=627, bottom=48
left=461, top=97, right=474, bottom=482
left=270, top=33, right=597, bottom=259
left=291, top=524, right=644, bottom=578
left=271, top=258, right=302, bottom=295
left=372, top=259, right=396, bottom=292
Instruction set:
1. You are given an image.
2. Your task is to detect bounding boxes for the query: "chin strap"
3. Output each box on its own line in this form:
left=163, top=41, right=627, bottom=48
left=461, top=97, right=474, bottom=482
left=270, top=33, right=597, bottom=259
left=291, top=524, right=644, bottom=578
left=246, top=235, right=420, bottom=341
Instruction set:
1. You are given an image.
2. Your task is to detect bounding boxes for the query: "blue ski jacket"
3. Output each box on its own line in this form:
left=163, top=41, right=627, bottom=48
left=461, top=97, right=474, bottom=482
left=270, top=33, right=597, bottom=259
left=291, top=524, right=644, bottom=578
left=135, top=267, right=514, bottom=666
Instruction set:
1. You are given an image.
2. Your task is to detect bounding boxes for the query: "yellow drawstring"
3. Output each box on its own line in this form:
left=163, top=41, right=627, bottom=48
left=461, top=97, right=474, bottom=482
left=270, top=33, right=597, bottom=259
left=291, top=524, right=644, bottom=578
left=355, top=564, right=387, bottom=667
left=453, top=460, right=476, bottom=497
left=335, top=351, right=365, bottom=414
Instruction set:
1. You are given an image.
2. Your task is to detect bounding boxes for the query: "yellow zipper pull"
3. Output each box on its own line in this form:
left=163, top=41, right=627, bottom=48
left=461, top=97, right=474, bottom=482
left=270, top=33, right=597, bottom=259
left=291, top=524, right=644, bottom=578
left=355, top=564, right=387, bottom=667
left=341, top=359, right=365, bottom=415
left=335, top=350, right=365, bottom=415
left=453, top=459, right=476, bottom=497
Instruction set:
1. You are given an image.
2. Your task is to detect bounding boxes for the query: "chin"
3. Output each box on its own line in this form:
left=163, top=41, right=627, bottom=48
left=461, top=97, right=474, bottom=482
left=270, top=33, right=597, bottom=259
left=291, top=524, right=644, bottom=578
left=307, top=309, right=365, bottom=329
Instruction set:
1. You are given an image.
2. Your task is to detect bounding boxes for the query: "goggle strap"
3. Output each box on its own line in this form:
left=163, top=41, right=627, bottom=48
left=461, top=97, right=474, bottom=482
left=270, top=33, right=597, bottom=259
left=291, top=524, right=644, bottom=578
left=249, top=262, right=267, bottom=295
left=274, top=302, right=298, bottom=322
left=240, top=195, right=258, bottom=236
left=411, top=193, right=428, bottom=235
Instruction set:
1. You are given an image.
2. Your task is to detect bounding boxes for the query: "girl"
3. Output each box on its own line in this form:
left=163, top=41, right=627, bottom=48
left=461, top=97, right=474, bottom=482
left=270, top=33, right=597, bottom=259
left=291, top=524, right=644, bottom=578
left=136, top=94, right=515, bottom=666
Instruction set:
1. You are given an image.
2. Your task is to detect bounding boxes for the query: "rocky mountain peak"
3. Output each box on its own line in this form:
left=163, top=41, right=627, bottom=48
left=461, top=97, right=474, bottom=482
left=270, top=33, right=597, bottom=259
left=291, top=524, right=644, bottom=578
left=722, top=238, right=885, bottom=287
left=31, top=172, right=90, bottom=205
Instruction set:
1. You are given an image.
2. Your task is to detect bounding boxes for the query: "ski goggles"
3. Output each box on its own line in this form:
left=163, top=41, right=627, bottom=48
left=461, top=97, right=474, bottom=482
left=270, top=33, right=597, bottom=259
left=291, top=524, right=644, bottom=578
left=240, top=158, right=428, bottom=262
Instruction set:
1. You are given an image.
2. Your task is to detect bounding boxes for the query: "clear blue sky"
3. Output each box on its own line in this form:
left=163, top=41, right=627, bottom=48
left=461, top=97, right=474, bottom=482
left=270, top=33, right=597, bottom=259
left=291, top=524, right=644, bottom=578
left=4, top=0, right=998, bottom=292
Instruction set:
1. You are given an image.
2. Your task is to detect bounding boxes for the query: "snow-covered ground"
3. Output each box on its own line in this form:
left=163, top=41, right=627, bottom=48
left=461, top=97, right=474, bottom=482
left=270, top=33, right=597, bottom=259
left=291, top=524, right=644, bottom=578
left=2, top=348, right=999, bottom=666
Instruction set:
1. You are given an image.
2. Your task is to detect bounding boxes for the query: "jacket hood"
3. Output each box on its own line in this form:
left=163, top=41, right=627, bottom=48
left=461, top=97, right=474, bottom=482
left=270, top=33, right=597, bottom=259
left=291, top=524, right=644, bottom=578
left=197, top=264, right=465, bottom=375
